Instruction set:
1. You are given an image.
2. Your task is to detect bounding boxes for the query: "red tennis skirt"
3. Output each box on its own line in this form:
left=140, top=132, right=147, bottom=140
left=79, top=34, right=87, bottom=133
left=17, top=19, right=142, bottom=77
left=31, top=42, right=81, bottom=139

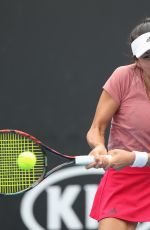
left=90, top=166, right=150, bottom=222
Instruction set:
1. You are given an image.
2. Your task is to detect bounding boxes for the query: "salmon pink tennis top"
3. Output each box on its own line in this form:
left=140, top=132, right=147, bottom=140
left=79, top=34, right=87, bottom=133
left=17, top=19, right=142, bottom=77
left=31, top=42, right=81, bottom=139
left=103, top=63, right=150, bottom=154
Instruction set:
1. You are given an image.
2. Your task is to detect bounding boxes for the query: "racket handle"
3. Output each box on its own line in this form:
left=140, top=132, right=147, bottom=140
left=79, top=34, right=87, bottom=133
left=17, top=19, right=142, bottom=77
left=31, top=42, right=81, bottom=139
left=75, top=155, right=112, bottom=166
left=75, top=156, right=95, bottom=165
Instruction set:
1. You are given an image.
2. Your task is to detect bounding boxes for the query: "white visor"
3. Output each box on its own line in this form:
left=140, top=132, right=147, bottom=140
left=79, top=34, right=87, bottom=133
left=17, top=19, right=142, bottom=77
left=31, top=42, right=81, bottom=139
left=131, top=32, right=150, bottom=58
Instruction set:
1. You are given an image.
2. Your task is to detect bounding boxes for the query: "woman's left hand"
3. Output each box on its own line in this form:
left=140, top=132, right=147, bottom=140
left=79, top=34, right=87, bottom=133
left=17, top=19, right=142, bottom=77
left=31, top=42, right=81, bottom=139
left=86, top=149, right=135, bottom=170
left=107, top=149, right=135, bottom=170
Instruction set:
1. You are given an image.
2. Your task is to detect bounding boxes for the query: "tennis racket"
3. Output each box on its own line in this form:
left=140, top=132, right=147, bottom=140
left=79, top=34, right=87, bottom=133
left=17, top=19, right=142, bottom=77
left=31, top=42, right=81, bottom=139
left=0, top=129, right=110, bottom=195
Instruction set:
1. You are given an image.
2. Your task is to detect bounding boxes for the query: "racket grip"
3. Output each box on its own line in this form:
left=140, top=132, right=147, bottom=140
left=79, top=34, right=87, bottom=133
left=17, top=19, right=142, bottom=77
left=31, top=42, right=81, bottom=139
left=75, top=156, right=95, bottom=165
left=75, top=155, right=112, bottom=166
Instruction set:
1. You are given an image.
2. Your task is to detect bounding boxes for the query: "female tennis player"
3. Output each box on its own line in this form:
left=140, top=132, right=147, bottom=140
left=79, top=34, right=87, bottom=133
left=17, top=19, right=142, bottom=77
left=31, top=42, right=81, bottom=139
left=86, top=17, right=150, bottom=230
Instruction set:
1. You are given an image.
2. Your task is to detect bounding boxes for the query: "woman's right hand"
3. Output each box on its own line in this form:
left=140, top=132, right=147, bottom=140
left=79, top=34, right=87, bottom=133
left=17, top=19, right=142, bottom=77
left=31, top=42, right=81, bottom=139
left=86, top=144, right=108, bottom=169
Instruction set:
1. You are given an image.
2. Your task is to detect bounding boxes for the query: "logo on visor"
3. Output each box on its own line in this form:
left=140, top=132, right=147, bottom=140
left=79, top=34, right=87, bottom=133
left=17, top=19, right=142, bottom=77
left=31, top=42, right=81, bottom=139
left=146, top=37, right=150, bottom=42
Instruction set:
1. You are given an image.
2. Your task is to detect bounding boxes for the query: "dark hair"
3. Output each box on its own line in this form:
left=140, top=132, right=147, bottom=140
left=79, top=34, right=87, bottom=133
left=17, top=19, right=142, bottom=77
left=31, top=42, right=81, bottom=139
left=129, top=17, right=150, bottom=44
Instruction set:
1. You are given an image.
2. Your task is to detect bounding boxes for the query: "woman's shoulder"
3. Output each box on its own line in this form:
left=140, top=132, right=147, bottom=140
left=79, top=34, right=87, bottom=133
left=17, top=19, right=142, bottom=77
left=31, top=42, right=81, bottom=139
left=110, top=64, right=136, bottom=85
left=114, top=63, right=136, bottom=75
left=103, top=64, right=136, bottom=104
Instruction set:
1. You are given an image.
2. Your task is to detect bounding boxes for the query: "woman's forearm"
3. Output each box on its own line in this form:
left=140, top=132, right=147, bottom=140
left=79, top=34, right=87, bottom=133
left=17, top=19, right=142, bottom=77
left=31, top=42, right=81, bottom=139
left=86, top=126, right=106, bottom=149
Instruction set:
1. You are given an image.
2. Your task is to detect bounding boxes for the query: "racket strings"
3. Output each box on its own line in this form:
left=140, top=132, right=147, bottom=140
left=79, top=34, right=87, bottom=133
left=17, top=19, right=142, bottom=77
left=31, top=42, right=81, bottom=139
left=0, top=133, right=45, bottom=194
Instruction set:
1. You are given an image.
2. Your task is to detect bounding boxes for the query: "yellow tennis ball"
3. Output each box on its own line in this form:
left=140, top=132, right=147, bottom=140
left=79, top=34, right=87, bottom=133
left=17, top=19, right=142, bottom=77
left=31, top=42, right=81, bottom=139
left=17, top=151, right=36, bottom=170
